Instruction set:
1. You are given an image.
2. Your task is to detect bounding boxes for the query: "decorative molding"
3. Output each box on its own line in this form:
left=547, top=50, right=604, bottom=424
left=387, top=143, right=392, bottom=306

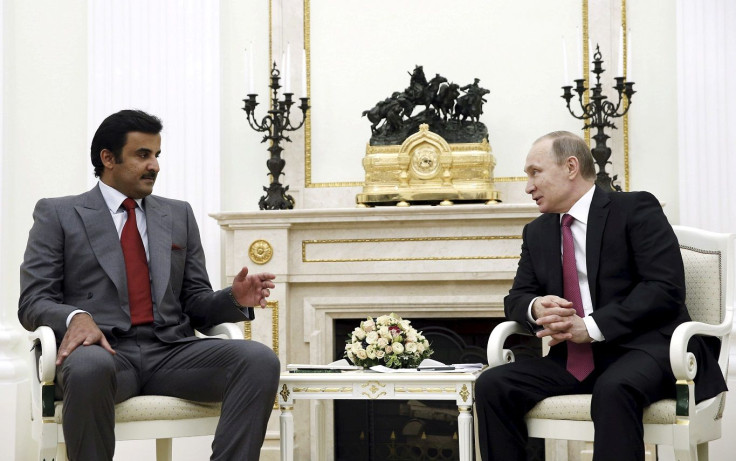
left=301, top=235, right=522, bottom=263
left=248, top=239, right=274, bottom=265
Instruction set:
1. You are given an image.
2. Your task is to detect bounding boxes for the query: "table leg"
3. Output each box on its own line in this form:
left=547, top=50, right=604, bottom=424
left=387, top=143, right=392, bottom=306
left=280, top=405, right=294, bottom=461
left=458, top=405, right=473, bottom=461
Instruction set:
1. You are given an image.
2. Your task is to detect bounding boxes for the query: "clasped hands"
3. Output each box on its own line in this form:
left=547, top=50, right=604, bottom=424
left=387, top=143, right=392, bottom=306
left=532, top=295, right=592, bottom=346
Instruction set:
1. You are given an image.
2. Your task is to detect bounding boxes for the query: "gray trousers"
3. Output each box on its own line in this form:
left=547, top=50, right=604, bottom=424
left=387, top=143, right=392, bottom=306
left=57, top=325, right=280, bottom=461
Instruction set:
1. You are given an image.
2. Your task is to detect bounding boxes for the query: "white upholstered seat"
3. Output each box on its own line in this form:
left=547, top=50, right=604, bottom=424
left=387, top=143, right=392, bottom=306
left=486, top=225, right=733, bottom=460
left=29, top=322, right=243, bottom=461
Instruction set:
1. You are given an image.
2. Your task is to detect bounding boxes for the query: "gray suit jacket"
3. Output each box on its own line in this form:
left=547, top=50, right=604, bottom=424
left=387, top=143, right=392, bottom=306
left=19, top=185, right=254, bottom=345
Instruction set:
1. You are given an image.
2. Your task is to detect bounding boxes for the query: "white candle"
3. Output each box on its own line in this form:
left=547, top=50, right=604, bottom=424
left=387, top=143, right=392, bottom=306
left=627, top=30, right=633, bottom=81
left=286, top=43, right=292, bottom=93
left=562, top=37, right=569, bottom=85
left=301, top=48, right=307, bottom=96
left=576, top=27, right=583, bottom=79
left=617, top=26, right=624, bottom=76
left=244, top=48, right=249, bottom=94
left=280, top=52, right=286, bottom=87
left=248, top=42, right=254, bottom=94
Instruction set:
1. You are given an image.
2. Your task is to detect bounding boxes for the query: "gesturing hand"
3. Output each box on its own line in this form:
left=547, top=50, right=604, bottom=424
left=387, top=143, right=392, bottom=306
left=56, top=313, right=116, bottom=366
left=231, top=266, right=276, bottom=308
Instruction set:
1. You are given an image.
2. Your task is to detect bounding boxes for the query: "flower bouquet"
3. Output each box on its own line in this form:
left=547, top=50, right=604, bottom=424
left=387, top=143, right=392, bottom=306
left=344, top=313, right=433, bottom=369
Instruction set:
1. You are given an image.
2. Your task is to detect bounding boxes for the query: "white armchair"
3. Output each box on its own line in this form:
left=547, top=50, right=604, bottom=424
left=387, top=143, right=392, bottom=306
left=29, top=322, right=244, bottom=461
left=486, top=225, right=734, bottom=461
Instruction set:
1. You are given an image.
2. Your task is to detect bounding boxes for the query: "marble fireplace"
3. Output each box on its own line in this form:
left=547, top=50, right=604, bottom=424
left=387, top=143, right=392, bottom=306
left=212, top=203, right=539, bottom=460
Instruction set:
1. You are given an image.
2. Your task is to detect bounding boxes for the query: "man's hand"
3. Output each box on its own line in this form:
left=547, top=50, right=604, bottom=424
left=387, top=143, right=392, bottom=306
left=231, top=267, right=276, bottom=308
left=532, top=295, right=592, bottom=346
left=56, top=313, right=116, bottom=366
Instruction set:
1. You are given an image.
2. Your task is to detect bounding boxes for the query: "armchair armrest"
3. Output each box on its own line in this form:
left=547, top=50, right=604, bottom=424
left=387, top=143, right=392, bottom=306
left=487, top=321, right=533, bottom=368
left=196, top=322, right=245, bottom=340
left=669, top=309, right=733, bottom=380
left=29, top=326, right=57, bottom=384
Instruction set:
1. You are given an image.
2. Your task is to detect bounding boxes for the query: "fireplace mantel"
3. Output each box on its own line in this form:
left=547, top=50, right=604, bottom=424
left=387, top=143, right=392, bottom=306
left=212, top=204, right=539, bottom=460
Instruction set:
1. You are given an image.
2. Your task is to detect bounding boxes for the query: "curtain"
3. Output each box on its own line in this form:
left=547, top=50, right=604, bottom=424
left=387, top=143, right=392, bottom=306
left=88, top=0, right=222, bottom=286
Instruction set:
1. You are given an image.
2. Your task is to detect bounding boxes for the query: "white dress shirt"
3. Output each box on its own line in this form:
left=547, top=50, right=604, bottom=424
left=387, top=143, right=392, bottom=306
left=527, top=185, right=605, bottom=341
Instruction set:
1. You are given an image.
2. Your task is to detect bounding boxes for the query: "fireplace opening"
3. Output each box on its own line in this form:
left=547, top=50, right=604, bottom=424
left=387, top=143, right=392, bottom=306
left=333, top=317, right=544, bottom=461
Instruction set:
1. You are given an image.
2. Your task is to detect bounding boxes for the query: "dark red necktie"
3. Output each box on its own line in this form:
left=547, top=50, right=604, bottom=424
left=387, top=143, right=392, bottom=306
left=121, top=198, right=154, bottom=325
left=561, top=213, right=594, bottom=381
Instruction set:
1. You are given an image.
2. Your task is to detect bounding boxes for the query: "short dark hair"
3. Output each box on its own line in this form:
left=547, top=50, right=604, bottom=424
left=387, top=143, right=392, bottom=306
left=535, top=131, right=596, bottom=181
left=90, top=110, right=163, bottom=178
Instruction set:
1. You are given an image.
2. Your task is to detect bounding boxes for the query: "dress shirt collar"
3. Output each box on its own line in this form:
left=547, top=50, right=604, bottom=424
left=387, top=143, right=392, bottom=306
left=560, top=185, right=596, bottom=225
left=98, top=180, right=144, bottom=212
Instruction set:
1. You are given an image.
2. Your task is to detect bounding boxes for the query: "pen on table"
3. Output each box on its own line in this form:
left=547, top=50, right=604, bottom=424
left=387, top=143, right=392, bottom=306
left=418, top=366, right=455, bottom=371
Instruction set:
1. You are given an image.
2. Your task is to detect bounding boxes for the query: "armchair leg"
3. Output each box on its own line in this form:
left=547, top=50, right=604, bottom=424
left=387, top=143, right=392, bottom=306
left=156, top=438, right=173, bottom=461
left=696, top=442, right=708, bottom=460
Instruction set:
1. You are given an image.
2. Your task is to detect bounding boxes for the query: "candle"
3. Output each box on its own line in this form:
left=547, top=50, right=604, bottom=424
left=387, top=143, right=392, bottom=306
left=562, top=37, right=569, bottom=85
left=301, top=48, right=307, bottom=96
left=617, top=26, right=624, bottom=76
left=627, top=30, right=633, bottom=81
left=280, top=52, right=285, bottom=86
left=576, top=27, right=583, bottom=79
left=285, top=43, right=292, bottom=93
left=244, top=48, right=249, bottom=94
left=248, top=42, right=254, bottom=94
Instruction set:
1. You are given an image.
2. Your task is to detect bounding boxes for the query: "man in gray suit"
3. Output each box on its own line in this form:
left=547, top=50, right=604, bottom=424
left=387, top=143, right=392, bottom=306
left=19, top=109, right=280, bottom=461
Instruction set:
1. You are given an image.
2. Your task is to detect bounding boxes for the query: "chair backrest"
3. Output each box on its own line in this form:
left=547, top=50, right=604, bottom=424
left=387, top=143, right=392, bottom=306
left=673, top=225, right=734, bottom=374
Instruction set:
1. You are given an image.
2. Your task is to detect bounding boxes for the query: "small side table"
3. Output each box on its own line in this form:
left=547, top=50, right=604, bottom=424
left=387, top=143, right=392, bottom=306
left=278, top=370, right=479, bottom=461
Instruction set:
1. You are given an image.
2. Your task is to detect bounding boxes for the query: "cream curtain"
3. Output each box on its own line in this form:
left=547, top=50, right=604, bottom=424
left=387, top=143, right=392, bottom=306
left=677, top=0, right=736, bottom=233
left=88, top=0, right=222, bottom=286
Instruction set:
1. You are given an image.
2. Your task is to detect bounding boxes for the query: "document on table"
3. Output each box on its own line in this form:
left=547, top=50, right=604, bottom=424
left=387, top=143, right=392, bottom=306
left=369, top=361, right=484, bottom=373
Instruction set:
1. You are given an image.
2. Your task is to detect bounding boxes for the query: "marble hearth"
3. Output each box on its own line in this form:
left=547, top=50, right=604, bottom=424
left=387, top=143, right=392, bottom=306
left=212, top=204, right=539, bottom=460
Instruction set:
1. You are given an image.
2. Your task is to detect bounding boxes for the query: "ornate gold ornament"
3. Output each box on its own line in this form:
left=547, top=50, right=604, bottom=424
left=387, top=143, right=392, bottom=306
left=248, top=239, right=273, bottom=265
left=459, top=384, right=470, bottom=403
left=279, top=384, right=290, bottom=402
left=356, top=124, right=499, bottom=206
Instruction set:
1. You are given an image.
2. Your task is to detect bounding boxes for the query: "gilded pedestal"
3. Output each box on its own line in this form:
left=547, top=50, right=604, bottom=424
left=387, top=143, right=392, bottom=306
left=356, top=124, right=500, bottom=206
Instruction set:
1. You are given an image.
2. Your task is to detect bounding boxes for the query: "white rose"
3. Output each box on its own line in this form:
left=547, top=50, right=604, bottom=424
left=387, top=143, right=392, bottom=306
left=366, top=345, right=377, bottom=359
left=417, top=343, right=425, bottom=354
left=362, top=318, right=376, bottom=332
left=345, top=343, right=353, bottom=353
left=405, top=342, right=417, bottom=353
left=375, top=349, right=385, bottom=359
left=423, top=340, right=430, bottom=349
left=385, top=345, right=393, bottom=354
left=379, top=326, right=391, bottom=339
left=356, top=349, right=368, bottom=360
left=347, top=351, right=355, bottom=361
left=392, top=342, right=404, bottom=354
left=377, top=337, right=388, bottom=348
left=365, top=331, right=379, bottom=344
left=352, top=342, right=364, bottom=352
left=400, top=320, right=411, bottom=329
left=406, top=332, right=418, bottom=342
left=353, top=327, right=366, bottom=340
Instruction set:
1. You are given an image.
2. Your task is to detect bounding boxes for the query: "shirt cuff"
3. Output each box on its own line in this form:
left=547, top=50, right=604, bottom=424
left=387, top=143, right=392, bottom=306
left=583, top=316, right=605, bottom=342
left=526, top=297, right=539, bottom=323
left=66, top=310, right=92, bottom=327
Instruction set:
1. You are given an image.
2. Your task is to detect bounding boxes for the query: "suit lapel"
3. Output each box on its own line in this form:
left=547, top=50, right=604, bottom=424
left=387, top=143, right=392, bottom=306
left=586, top=187, right=610, bottom=306
left=75, top=186, right=127, bottom=305
left=143, top=195, right=172, bottom=309
left=541, top=213, right=564, bottom=295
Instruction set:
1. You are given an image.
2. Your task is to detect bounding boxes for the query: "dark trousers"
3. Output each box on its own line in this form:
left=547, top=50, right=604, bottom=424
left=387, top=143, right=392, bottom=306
left=475, top=348, right=675, bottom=461
left=57, top=325, right=280, bottom=461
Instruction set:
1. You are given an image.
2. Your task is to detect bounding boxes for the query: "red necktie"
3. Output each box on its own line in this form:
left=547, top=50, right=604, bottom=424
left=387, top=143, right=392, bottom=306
left=121, top=198, right=154, bottom=325
left=561, top=213, right=594, bottom=381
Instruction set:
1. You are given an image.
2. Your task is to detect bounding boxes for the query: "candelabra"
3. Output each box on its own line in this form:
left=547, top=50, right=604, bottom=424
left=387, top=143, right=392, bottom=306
left=243, top=62, right=310, bottom=210
left=562, top=44, right=635, bottom=191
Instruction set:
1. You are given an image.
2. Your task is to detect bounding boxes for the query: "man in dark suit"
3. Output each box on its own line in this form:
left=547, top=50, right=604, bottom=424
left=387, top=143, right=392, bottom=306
left=475, top=131, right=726, bottom=461
left=19, top=110, right=280, bottom=461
